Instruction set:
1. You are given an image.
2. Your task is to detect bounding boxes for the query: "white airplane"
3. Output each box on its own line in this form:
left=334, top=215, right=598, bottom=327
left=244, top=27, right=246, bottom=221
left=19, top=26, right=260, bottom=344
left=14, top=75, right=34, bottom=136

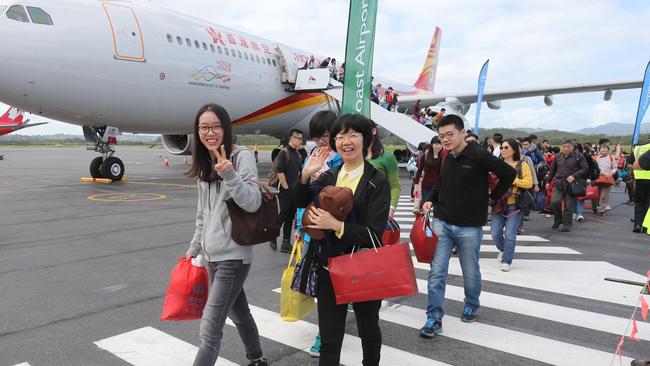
left=0, top=0, right=642, bottom=180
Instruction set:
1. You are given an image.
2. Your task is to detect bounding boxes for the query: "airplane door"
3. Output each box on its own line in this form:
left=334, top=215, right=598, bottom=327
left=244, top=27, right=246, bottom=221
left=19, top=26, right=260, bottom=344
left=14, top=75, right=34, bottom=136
left=102, top=3, right=146, bottom=62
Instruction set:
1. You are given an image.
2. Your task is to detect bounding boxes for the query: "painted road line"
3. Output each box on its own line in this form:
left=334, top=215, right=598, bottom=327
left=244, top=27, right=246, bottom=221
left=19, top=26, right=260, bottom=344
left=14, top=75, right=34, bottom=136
left=410, top=278, right=650, bottom=342
left=95, top=326, right=237, bottom=366
left=269, top=290, right=634, bottom=365
left=405, top=243, right=580, bottom=254
left=413, top=258, right=646, bottom=306
left=379, top=303, right=633, bottom=366
left=226, top=305, right=450, bottom=366
left=11, top=363, right=31, bottom=366
left=398, top=231, right=549, bottom=242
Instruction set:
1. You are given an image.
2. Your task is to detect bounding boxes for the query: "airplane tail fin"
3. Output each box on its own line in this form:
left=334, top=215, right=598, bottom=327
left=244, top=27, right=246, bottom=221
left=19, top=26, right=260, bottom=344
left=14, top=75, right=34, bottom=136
left=0, top=106, right=27, bottom=126
left=413, top=27, right=442, bottom=93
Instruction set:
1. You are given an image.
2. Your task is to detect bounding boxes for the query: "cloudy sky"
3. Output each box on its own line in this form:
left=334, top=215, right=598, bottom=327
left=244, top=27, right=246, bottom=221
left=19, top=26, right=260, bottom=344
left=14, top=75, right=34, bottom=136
left=7, top=0, right=650, bottom=135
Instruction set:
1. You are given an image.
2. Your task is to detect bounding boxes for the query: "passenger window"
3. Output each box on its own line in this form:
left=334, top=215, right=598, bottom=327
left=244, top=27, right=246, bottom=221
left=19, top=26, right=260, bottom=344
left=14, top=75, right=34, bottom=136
left=217, top=45, right=222, bottom=54
left=203, top=42, right=208, bottom=51
left=237, top=50, right=242, bottom=58
left=6, top=5, right=29, bottom=22
left=194, top=40, right=200, bottom=49
left=186, top=38, right=191, bottom=47
left=26, top=7, right=53, bottom=25
left=177, top=36, right=182, bottom=45
left=262, top=58, right=266, bottom=64
left=244, top=53, right=249, bottom=61
left=224, top=48, right=229, bottom=56
left=166, top=34, right=173, bottom=43
left=272, top=59, right=277, bottom=67
left=267, top=58, right=271, bottom=65
left=210, top=44, right=215, bottom=53
left=255, top=55, right=260, bottom=63
left=231, top=48, right=236, bottom=57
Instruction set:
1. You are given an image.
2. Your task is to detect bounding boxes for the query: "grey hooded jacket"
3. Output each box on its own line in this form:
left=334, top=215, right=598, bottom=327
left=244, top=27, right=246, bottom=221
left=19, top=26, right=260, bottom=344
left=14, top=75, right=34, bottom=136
left=187, top=146, right=262, bottom=262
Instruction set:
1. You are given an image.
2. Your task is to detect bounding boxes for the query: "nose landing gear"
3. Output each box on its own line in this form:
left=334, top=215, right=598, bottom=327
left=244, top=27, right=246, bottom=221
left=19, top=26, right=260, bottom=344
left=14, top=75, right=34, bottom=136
left=83, top=126, right=125, bottom=181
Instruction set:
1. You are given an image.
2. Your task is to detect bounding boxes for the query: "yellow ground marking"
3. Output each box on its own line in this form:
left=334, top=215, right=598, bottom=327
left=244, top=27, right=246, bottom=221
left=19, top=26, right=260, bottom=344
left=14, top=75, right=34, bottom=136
left=88, top=193, right=166, bottom=202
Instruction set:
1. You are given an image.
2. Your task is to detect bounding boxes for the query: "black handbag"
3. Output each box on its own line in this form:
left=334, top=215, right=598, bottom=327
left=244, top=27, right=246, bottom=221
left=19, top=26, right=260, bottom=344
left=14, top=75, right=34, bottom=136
left=227, top=151, right=281, bottom=246
left=569, top=178, right=587, bottom=197
left=514, top=162, right=536, bottom=212
left=291, top=241, right=320, bottom=297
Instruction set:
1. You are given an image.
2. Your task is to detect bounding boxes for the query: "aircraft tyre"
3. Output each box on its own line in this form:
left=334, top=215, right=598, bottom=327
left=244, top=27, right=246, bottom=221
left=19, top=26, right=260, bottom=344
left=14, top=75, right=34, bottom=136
left=90, top=156, right=104, bottom=178
left=101, top=156, right=124, bottom=181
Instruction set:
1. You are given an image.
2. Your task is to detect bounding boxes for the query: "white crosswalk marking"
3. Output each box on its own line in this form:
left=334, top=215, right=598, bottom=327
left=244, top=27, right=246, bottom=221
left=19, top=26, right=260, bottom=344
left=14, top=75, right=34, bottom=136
left=398, top=229, right=549, bottom=242
left=225, top=305, right=451, bottom=366
left=95, top=326, right=237, bottom=366
left=11, top=363, right=31, bottom=366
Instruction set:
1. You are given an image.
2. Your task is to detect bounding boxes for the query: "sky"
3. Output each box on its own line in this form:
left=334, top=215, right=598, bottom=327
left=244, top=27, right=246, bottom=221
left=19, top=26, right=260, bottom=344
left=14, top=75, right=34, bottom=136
left=7, top=0, right=650, bottom=135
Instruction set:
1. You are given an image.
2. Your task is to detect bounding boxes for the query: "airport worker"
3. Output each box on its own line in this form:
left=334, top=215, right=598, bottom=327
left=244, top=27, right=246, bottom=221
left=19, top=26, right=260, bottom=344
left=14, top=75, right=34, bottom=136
left=184, top=104, right=268, bottom=366
left=293, top=114, right=390, bottom=366
left=490, top=139, right=533, bottom=272
left=366, top=122, right=401, bottom=220
left=546, top=139, right=588, bottom=232
left=632, top=135, right=650, bottom=233
left=421, top=115, right=516, bottom=337
left=272, top=129, right=305, bottom=252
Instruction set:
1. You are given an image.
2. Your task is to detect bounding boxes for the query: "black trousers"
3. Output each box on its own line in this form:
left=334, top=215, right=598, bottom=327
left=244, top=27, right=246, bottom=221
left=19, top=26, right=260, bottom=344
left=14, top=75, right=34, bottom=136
left=317, top=265, right=382, bottom=366
left=278, top=190, right=296, bottom=240
left=551, top=186, right=576, bottom=227
left=634, top=179, right=650, bottom=226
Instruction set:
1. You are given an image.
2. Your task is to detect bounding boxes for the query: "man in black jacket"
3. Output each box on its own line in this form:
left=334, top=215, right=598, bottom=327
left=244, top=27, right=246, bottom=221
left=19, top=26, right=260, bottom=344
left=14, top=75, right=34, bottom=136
left=421, top=115, right=516, bottom=337
left=546, top=140, right=588, bottom=232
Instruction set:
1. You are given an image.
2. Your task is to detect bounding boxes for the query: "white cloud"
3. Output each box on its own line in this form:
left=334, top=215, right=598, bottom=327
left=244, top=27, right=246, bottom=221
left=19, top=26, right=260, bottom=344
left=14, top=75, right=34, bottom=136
left=7, top=0, right=650, bottom=136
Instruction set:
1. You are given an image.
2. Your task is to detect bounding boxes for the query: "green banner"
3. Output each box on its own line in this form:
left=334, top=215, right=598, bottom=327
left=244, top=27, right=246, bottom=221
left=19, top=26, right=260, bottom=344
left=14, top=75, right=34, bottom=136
left=341, top=0, right=378, bottom=117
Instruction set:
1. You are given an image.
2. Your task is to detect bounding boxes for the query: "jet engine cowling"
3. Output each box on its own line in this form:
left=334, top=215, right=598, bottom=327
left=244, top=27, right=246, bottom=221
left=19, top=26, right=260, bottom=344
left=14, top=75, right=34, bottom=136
left=161, top=134, right=193, bottom=155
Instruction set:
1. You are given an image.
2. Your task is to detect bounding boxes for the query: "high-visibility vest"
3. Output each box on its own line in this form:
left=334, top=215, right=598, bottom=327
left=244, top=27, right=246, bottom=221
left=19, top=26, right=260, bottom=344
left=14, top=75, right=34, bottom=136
left=635, top=143, right=650, bottom=180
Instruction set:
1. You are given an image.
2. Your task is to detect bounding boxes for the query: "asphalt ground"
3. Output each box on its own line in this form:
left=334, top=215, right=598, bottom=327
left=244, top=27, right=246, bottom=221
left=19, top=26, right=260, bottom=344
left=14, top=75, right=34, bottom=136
left=0, top=147, right=648, bottom=366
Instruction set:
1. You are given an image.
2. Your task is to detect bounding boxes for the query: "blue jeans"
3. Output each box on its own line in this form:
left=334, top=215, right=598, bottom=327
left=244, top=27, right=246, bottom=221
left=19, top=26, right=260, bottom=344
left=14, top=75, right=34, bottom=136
left=490, top=205, right=523, bottom=265
left=575, top=200, right=584, bottom=216
left=426, top=219, right=483, bottom=320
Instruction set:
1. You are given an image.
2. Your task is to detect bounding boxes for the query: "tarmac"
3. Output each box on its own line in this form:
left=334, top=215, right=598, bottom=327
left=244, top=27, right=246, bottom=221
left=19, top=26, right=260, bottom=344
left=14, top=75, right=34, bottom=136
left=0, top=146, right=648, bottom=365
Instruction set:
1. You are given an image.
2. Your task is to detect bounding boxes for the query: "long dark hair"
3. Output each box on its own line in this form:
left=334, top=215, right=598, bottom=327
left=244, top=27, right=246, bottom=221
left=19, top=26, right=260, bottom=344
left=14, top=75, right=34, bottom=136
left=186, top=103, right=234, bottom=182
left=424, top=136, right=442, bottom=172
left=368, top=122, right=384, bottom=159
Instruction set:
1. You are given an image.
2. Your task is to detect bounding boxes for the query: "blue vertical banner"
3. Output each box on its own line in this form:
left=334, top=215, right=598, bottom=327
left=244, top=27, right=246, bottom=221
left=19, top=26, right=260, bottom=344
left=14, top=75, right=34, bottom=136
left=474, top=59, right=489, bottom=136
left=632, top=60, right=650, bottom=146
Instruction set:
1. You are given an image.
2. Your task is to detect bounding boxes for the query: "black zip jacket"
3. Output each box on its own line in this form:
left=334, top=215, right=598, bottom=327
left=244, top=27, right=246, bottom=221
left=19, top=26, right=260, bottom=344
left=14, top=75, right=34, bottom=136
left=292, top=161, right=390, bottom=259
left=426, top=142, right=516, bottom=227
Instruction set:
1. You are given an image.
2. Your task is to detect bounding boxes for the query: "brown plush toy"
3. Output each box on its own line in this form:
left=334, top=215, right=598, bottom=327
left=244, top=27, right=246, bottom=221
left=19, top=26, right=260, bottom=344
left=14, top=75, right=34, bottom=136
left=302, top=186, right=354, bottom=240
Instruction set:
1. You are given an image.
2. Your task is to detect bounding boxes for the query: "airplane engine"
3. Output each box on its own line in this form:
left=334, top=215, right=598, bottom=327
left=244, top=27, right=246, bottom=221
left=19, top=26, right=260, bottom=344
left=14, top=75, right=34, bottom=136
left=161, top=134, right=193, bottom=155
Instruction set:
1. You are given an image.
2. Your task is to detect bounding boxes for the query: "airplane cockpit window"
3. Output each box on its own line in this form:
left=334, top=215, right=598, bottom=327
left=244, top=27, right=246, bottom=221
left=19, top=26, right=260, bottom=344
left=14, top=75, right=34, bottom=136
left=26, top=6, right=53, bottom=25
left=176, top=36, right=182, bottom=45
left=166, top=34, right=173, bottom=43
left=6, top=5, right=29, bottom=22
left=210, top=44, right=215, bottom=53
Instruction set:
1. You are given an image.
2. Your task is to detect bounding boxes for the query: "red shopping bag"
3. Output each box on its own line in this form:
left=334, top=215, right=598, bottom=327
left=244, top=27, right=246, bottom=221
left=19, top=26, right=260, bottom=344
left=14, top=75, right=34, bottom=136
left=160, top=257, right=209, bottom=321
left=382, top=219, right=401, bottom=245
left=328, top=229, right=418, bottom=304
left=409, top=213, right=438, bottom=264
left=577, top=185, right=599, bottom=201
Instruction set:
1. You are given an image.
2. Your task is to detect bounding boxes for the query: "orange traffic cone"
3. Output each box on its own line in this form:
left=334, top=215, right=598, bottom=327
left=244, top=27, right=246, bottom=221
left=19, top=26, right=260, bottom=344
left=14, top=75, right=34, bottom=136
left=163, top=157, right=170, bottom=167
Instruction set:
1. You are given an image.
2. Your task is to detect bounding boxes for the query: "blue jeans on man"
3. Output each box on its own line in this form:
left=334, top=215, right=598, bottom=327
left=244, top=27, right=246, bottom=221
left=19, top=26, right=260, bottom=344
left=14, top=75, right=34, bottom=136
left=426, top=219, right=483, bottom=321
left=490, top=204, right=523, bottom=265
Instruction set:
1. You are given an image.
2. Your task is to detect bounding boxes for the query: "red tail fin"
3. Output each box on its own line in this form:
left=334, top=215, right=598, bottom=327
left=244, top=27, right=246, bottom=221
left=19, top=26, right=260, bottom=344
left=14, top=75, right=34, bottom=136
left=413, top=27, right=442, bottom=93
left=0, top=106, right=27, bottom=125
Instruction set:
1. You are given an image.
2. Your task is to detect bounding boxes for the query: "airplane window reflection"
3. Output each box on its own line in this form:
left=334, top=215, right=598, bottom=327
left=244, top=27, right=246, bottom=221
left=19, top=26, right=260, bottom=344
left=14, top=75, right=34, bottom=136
left=6, top=5, right=29, bottom=22
left=26, top=6, right=53, bottom=25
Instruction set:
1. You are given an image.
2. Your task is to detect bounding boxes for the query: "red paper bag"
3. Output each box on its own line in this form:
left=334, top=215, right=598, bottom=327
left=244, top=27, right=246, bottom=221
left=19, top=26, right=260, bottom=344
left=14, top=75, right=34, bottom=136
left=160, top=257, right=209, bottom=321
left=328, top=234, right=418, bottom=304
left=577, top=185, right=599, bottom=201
left=382, top=219, right=401, bottom=246
left=409, top=213, right=438, bottom=264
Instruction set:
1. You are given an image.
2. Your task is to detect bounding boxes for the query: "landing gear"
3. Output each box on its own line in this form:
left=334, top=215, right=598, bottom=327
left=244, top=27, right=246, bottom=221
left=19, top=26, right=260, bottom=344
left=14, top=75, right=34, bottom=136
left=83, top=125, right=124, bottom=181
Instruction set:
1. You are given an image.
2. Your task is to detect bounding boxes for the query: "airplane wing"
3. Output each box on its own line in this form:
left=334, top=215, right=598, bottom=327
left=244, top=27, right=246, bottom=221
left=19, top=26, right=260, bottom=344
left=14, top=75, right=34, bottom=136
left=12, top=122, right=47, bottom=130
left=399, top=80, right=643, bottom=106
left=324, top=88, right=436, bottom=147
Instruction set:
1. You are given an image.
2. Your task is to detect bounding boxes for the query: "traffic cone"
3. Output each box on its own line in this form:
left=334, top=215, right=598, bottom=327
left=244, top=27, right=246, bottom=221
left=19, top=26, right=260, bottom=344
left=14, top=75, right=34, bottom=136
left=163, top=157, right=170, bottom=167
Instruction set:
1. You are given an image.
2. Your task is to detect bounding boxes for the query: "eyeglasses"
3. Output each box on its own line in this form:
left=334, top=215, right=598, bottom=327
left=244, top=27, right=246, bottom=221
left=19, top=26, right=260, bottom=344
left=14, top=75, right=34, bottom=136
left=335, top=133, right=361, bottom=142
left=438, top=132, right=456, bottom=140
left=198, top=125, right=223, bottom=134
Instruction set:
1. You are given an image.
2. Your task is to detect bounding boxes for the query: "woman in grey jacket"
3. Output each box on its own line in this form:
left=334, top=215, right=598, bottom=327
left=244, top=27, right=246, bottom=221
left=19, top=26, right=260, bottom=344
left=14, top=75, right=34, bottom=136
left=184, top=104, right=267, bottom=366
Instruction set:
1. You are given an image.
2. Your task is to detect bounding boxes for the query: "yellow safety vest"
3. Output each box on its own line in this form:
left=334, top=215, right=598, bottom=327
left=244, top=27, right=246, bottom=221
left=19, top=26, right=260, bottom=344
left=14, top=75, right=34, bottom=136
left=635, top=143, right=650, bottom=180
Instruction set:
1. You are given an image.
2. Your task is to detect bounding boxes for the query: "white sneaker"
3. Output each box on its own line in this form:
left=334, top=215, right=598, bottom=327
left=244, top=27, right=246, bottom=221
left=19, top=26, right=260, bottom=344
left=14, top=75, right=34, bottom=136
left=606, top=205, right=611, bottom=210
left=496, top=251, right=503, bottom=263
left=576, top=215, right=584, bottom=223
left=544, top=214, right=552, bottom=218
left=500, top=263, right=511, bottom=272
